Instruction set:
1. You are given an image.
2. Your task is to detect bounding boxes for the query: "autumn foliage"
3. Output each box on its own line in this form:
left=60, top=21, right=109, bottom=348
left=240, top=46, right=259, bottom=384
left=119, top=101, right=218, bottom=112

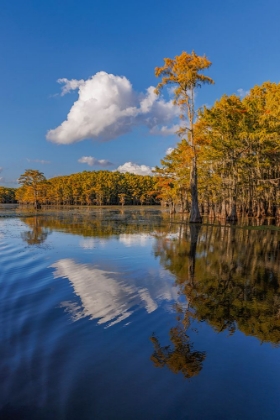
left=155, top=80, right=280, bottom=220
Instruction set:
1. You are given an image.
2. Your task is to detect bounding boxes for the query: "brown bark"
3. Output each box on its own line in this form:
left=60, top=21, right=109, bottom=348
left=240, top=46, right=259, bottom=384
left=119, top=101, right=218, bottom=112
left=220, top=200, right=227, bottom=219
left=189, top=157, right=202, bottom=223
left=227, top=201, right=238, bottom=222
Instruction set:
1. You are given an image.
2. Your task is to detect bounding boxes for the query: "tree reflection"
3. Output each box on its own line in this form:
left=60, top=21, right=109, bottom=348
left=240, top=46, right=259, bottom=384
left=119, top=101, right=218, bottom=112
left=151, top=222, right=280, bottom=380
left=154, top=224, right=280, bottom=346
left=21, top=217, right=50, bottom=245
left=151, top=223, right=206, bottom=379
left=150, top=326, right=206, bottom=379
left=20, top=209, right=176, bottom=240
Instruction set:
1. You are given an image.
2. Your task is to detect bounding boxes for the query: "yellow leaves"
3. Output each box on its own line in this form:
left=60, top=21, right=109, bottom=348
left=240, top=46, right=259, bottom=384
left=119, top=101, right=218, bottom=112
left=155, top=51, right=214, bottom=97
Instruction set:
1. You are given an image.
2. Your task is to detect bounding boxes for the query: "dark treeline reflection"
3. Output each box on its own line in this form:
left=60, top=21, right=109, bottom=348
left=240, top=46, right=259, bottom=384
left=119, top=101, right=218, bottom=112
left=151, top=223, right=280, bottom=378
left=20, top=208, right=175, bottom=244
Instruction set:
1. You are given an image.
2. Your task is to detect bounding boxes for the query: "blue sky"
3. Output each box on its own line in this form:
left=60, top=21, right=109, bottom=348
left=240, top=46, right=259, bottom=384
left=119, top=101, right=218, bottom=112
left=1, top=0, right=280, bottom=186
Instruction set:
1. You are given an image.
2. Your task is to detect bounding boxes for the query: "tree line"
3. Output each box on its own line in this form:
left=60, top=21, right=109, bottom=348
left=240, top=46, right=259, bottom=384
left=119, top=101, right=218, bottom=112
left=15, top=169, right=158, bottom=207
left=0, top=187, right=17, bottom=203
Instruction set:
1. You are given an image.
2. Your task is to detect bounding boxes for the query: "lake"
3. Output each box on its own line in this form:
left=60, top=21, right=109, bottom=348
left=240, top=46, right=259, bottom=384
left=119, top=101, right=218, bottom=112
left=0, top=206, right=280, bottom=419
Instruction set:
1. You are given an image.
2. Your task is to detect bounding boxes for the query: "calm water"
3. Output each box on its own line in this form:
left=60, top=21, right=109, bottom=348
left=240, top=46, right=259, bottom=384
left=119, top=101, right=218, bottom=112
left=1, top=207, right=280, bottom=419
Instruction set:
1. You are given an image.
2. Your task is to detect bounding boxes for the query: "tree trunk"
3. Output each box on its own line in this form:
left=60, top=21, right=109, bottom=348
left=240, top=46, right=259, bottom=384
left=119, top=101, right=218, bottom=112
left=226, top=203, right=237, bottom=222
left=227, top=180, right=238, bottom=222
left=189, top=157, right=202, bottom=223
left=209, top=202, right=215, bottom=219
left=220, top=200, right=227, bottom=219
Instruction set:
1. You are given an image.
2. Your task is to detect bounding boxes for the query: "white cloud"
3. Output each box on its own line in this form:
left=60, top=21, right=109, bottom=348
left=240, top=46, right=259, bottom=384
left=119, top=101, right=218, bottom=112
left=46, top=72, right=179, bottom=144
left=237, top=88, right=249, bottom=98
left=167, top=86, right=176, bottom=97
left=116, top=162, right=154, bottom=176
left=58, top=78, right=85, bottom=96
left=166, top=147, right=174, bottom=155
left=0, top=167, right=2, bottom=173
left=27, top=158, right=50, bottom=164
left=78, top=156, right=113, bottom=167
left=150, top=123, right=181, bottom=136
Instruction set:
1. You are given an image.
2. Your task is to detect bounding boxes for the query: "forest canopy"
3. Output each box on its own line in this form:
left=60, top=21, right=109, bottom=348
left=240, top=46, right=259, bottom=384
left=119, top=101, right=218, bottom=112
left=154, top=79, right=280, bottom=220
left=15, top=170, right=158, bottom=206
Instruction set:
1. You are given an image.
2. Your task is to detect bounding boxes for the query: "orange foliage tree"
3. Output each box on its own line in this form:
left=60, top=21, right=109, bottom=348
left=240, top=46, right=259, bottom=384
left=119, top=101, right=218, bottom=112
left=155, top=51, right=214, bottom=222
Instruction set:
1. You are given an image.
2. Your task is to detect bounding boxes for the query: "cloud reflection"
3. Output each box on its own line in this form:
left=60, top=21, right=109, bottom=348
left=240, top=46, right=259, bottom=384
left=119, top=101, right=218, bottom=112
left=118, top=233, right=151, bottom=247
left=51, top=259, right=176, bottom=327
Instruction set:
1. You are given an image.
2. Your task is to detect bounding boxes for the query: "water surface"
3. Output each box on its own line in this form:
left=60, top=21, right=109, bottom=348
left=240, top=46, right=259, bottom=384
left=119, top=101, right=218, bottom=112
left=1, top=207, right=280, bottom=419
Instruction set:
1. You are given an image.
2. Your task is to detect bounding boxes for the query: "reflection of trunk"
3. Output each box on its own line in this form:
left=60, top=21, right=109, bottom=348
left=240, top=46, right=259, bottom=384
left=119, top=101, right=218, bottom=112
left=189, top=224, right=201, bottom=282
left=190, top=157, right=202, bottom=223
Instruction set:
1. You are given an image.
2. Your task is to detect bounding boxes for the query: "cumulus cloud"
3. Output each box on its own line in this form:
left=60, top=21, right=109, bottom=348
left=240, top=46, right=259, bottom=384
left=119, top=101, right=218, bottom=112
left=58, top=78, right=85, bottom=96
left=166, top=147, right=174, bottom=155
left=116, top=162, right=154, bottom=176
left=237, top=88, right=249, bottom=98
left=78, top=156, right=113, bottom=167
left=150, top=123, right=181, bottom=136
left=46, top=72, right=179, bottom=144
left=27, top=158, right=50, bottom=164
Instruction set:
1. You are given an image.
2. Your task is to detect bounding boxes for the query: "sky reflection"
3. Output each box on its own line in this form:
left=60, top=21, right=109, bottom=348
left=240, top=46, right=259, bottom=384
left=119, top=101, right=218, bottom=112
left=51, top=258, right=177, bottom=327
